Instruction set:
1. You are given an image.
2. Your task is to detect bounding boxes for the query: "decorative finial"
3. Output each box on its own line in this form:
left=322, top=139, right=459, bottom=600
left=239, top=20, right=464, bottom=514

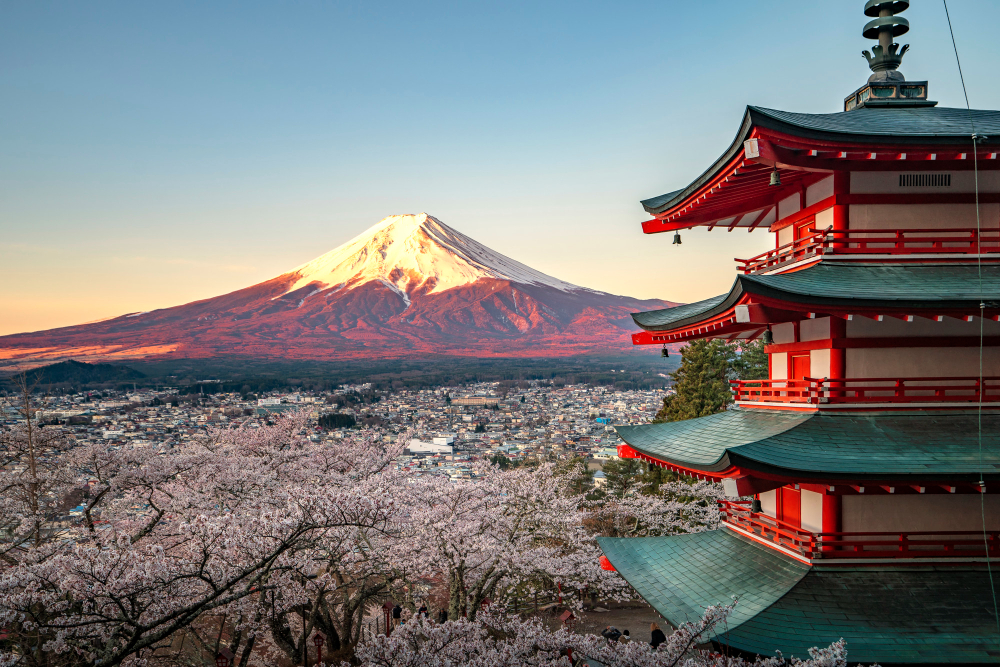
left=861, top=0, right=910, bottom=82
left=844, top=0, right=931, bottom=110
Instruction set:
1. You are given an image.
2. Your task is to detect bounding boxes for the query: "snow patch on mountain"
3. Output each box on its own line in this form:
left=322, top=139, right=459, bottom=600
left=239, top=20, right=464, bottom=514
left=281, top=213, right=589, bottom=299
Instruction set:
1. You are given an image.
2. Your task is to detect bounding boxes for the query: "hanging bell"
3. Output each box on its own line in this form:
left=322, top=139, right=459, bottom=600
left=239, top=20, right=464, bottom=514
left=751, top=497, right=762, bottom=513
left=761, top=328, right=773, bottom=345
left=672, top=231, right=682, bottom=245
left=661, top=346, right=669, bottom=358
left=769, top=168, right=781, bottom=187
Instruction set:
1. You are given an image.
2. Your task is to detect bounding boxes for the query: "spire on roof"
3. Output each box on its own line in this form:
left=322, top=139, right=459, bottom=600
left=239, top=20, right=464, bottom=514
left=861, top=0, right=910, bottom=82
left=844, top=0, right=935, bottom=111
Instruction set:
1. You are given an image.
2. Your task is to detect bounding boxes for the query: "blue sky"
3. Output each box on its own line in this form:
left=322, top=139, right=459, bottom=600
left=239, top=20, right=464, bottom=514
left=2, top=1, right=999, bottom=334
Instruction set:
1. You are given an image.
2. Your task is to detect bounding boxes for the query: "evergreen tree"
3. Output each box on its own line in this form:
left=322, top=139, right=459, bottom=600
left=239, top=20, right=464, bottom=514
left=653, top=339, right=769, bottom=423
left=601, top=457, right=645, bottom=497
left=654, top=339, right=735, bottom=422
left=731, top=339, right=768, bottom=381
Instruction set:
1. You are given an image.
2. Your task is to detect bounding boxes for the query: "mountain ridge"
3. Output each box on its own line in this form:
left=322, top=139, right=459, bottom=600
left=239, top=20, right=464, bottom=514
left=0, top=214, right=675, bottom=369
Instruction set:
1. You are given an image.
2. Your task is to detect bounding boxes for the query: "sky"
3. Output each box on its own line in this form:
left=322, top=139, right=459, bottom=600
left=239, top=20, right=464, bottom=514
left=3, top=0, right=1000, bottom=335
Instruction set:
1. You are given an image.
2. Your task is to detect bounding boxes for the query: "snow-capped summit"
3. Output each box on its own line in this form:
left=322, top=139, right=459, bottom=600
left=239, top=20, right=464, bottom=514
left=0, top=212, right=676, bottom=365
left=282, top=213, right=584, bottom=300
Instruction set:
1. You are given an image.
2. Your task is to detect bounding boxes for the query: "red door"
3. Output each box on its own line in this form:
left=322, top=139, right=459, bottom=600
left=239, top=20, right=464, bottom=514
left=779, top=487, right=801, bottom=528
left=790, top=354, right=811, bottom=380
left=795, top=220, right=814, bottom=241
left=790, top=354, right=811, bottom=399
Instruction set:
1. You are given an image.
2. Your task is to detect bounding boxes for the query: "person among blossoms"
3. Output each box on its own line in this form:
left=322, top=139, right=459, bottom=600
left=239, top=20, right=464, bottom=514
left=650, top=622, right=667, bottom=649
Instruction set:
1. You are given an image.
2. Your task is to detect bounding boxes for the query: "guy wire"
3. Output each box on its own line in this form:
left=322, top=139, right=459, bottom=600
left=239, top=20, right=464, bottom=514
left=943, top=0, right=997, bottom=641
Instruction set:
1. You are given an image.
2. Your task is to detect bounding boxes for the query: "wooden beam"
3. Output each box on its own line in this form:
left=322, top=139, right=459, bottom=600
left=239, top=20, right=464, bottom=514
left=747, top=206, right=774, bottom=233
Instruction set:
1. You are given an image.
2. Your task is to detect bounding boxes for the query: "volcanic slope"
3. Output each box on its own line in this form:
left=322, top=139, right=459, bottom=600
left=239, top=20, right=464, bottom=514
left=0, top=214, right=675, bottom=365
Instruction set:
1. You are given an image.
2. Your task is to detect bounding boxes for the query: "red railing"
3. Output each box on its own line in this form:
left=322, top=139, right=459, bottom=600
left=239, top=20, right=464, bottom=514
left=736, top=227, right=828, bottom=273
left=719, top=500, right=1000, bottom=560
left=815, top=227, right=1000, bottom=256
left=736, top=226, right=1000, bottom=274
left=731, top=376, right=1000, bottom=405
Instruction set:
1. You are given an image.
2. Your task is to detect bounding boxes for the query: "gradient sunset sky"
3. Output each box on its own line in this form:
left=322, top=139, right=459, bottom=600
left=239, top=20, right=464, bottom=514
left=3, top=1, right=1000, bottom=335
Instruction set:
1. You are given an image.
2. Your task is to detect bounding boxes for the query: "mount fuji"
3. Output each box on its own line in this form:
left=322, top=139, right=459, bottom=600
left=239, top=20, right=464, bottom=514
left=0, top=214, right=675, bottom=367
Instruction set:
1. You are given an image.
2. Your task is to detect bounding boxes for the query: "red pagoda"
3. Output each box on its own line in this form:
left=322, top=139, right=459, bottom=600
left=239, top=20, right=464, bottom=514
left=598, top=2, right=1000, bottom=664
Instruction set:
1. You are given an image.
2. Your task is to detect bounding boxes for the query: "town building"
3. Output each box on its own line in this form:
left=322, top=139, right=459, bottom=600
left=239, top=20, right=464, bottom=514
left=598, top=3, right=1000, bottom=664
left=406, top=436, right=455, bottom=455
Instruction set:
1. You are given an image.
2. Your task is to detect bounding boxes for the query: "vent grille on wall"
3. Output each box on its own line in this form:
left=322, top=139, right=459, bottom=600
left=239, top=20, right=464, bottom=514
left=899, top=173, right=951, bottom=187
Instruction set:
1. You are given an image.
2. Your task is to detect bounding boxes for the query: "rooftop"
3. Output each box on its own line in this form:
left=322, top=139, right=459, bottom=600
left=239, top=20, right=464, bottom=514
left=640, top=105, right=1000, bottom=232
left=598, top=529, right=1000, bottom=664
left=615, top=409, right=1000, bottom=483
left=631, top=262, right=1000, bottom=336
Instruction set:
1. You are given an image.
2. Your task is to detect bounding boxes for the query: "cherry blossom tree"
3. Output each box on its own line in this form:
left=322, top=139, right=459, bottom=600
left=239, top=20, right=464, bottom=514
left=0, top=411, right=401, bottom=667
left=405, top=462, right=625, bottom=622
left=584, top=479, right=725, bottom=539
left=353, top=602, right=851, bottom=667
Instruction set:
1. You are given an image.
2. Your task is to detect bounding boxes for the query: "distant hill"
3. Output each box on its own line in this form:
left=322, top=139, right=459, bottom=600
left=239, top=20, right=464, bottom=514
left=22, top=360, right=145, bottom=386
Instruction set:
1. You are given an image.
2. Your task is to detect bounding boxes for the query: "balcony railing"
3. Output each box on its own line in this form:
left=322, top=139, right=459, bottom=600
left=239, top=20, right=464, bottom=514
left=719, top=500, right=1000, bottom=560
left=736, top=226, right=1000, bottom=274
left=736, top=228, right=827, bottom=274
left=731, top=376, right=1000, bottom=405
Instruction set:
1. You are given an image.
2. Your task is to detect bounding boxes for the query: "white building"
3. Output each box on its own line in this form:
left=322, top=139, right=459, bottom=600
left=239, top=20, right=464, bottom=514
left=406, top=435, right=454, bottom=455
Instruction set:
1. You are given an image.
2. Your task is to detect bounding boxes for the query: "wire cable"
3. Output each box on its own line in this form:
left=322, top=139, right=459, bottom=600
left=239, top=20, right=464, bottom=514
left=942, top=0, right=998, bottom=642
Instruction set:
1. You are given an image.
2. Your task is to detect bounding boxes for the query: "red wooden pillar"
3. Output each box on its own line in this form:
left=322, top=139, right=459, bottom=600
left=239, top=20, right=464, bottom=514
left=821, top=492, right=841, bottom=552
left=832, top=171, right=850, bottom=248
left=829, top=317, right=846, bottom=399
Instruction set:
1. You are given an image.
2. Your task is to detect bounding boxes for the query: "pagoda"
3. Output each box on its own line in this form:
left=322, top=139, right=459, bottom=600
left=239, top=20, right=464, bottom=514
left=597, top=2, right=1000, bottom=664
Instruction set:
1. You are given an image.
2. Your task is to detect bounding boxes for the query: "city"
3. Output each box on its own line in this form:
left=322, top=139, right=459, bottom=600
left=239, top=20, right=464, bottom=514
left=6, top=381, right=665, bottom=508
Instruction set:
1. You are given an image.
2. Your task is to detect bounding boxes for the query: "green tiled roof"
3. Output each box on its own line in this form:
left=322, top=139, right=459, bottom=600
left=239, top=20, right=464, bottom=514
left=597, top=531, right=808, bottom=629
left=632, top=263, right=1000, bottom=331
left=753, top=106, right=1000, bottom=140
left=643, top=105, right=1000, bottom=215
left=615, top=409, right=1000, bottom=481
left=599, top=530, right=1000, bottom=663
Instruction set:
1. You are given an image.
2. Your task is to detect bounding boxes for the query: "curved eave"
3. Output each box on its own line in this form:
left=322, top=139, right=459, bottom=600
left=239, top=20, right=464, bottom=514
left=631, top=264, right=1000, bottom=335
left=615, top=410, right=1000, bottom=484
left=631, top=288, right=740, bottom=332
left=641, top=108, right=755, bottom=216
left=642, top=106, right=1000, bottom=218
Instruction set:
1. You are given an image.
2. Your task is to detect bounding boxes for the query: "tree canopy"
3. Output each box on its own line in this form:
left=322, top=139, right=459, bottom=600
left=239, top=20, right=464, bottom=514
left=654, top=339, right=767, bottom=423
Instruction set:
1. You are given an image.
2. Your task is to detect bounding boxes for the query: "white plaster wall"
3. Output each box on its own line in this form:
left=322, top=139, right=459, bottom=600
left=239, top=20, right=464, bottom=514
left=760, top=489, right=777, bottom=518
left=770, top=353, right=787, bottom=380
left=842, top=495, right=1000, bottom=532
left=851, top=170, right=1000, bottom=194
left=849, top=203, right=1000, bottom=231
left=810, top=349, right=831, bottom=378
left=800, top=317, right=831, bottom=341
left=772, top=322, right=796, bottom=344
left=779, top=193, right=801, bottom=219
left=846, top=347, right=1000, bottom=378
left=847, top=316, right=1000, bottom=338
left=806, top=176, right=835, bottom=206
left=814, top=207, right=834, bottom=230
left=777, top=225, right=793, bottom=246
left=800, top=490, right=824, bottom=532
